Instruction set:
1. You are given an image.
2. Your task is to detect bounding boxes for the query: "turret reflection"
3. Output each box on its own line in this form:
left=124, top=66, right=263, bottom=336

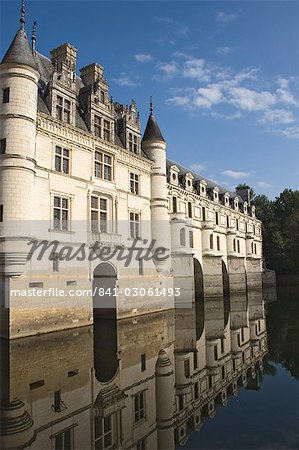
left=0, top=289, right=268, bottom=450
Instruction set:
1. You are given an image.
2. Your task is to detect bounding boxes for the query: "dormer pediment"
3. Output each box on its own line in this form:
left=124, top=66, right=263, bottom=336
left=198, top=179, right=207, bottom=196
left=185, top=172, right=194, bottom=191
left=169, top=165, right=180, bottom=185
left=213, top=186, right=220, bottom=202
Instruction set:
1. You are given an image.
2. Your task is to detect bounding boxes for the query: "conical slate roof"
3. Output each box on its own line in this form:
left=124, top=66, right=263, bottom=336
left=142, top=112, right=166, bottom=144
left=1, top=27, right=38, bottom=70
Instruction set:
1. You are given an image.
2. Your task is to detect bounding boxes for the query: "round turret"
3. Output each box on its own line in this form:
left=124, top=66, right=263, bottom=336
left=0, top=1, right=39, bottom=276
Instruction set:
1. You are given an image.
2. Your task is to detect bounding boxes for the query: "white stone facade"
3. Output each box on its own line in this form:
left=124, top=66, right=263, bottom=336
left=0, top=24, right=263, bottom=338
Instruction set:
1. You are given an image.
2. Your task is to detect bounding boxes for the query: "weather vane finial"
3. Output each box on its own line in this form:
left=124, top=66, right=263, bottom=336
left=20, top=0, right=25, bottom=29
left=150, top=96, right=153, bottom=114
left=32, top=21, right=37, bottom=51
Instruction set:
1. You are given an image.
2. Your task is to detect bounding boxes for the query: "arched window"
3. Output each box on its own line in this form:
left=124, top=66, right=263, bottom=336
left=180, top=228, right=186, bottom=246
left=209, top=234, right=213, bottom=250
left=216, top=236, right=220, bottom=251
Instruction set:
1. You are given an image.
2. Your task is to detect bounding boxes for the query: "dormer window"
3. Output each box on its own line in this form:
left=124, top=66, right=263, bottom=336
left=128, top=133, right=138, bottom=153
left=103, top=120, right=111, bottom=141
left=213, top=187, right=220, bottom=202
left=94, top=115, right=102, bottom=138
left=243, top=202, right=248, bottom=214
left=185, top=173, right=194, bottom=192
left=251, top=205, right=256, bottom=218
left=224, top=193, right=230, bottom=206
left=169, top=165, right=180, bottom=185
left=56, top=95, right=71, bottom=124
left=100, top=90, right=105, bottom=104
left=199, top=180, right=207, bottom=197
left=234, top=198, right=239, bottom=211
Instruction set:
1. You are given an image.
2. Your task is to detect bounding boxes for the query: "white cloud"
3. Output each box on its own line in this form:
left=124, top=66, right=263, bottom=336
left=257, top=181, right=272, bottom=188
left=216, top=11, right=239, bottom=24
left=228, top=87, right=276, bottom=111
left=222, top=170, right=250, bottom=179
left=194, top=84, right=224, bottom=108
left=280, top=126, right=299, bottom=139
left=157, top=62, right=177, bottom=76
left=190, top=163, right=208, bottom=173
left=166, top=95, right=190, bottom=106
left=276, top=78, right=298, bottom=106
left=260, top=109, right=295, bottom=124
left=134, top=53, right=153, bottom=63
left=217, top=46, right=233, bottom=55
left=155, top=17, right=189, bottom=36
left=112, top=73, right=139, bottom=87
left=183, top=59, right=210, bottom=82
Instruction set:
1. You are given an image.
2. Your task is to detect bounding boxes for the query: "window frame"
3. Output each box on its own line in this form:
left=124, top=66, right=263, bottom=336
left=53, top=195, right=70, bottom=231
left=94, top=150, right=113, bottom=181
left=129, top=211, right=141, bottom=238
left=130, top=172, right=139, bottom=195
left=133, top=391, right=146, bottom=424
left=54, top=146, right=70, bottom=174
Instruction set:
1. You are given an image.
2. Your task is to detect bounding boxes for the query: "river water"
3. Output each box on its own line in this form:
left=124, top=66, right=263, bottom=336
left=1, top=285, right=298, bottom=449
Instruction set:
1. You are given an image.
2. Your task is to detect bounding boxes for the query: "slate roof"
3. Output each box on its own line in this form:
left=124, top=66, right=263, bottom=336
left=166, top=159, right=241, bottom=201
left=1, top=27, right=38, bottom=70
left=142, top=112, right=166, bottom=144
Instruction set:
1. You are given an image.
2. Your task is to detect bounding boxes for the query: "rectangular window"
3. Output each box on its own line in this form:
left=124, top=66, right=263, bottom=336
left=91, top=196, right=107, bottom=233
left=29, top=282, right=43, bottom=288
left=138, top=258, right=144, bottom=276
left=54, top=428, right=72, bottom=450
left=130, top=172, right=139, bottom=194
left=94, top=115, right=102, bottom=138
left=95, top=150, right=112, bottom=181
left=141, top=353, right=146, bottom=372
left=30, top=379, right=44, bottom=390
left=53, top=196, right=69, bottom=230
left=221, top=365, right=225, bottom=379
left=236, top=219, right=239, bottom=231
left=128, top=132, right=138, bottom=153
left=214, top=345, right=218, bottom=361
left=184, top=359, right=190, bottom=378
left=103, top=120, right=110, bottom=141
left=189, top=230, right=194, bottom=248
left=202, top=207, right=206, bottom=221
left=0, top=205, right=3, bottom=222
left=0, top=138, right=6, bottom=154
left=178, top=395, right=184, bottom=411
left=53, top=390, right=61, bottom=412
left=237, top=240, right=240, bottom=253
left=95, top=415, right=112, bottom=449
left=134, top=391, right=145, bottom=423
left=215, top=211, right=219, bottom=225
left=56, top=96, right=71, bottom=123
left=3, top=87, right=10, bottom=103
left=100, top=90, right=105, bottom=104
left=130, top=212, right=140, bottom=238
left=55, top=146, right=70, bottom=174
left=56, top=95, right=63, bottom=120
left=133, top=135, right=138, bottom=153
left=194, top=382, right=199, bottom=399
left=172, top=196, right=177, bottom=213
left=188, top=202, right=192, bottom=218
left=226, top=215, right=230, bottom=227
left=51, top=252, right=60, bottom=272
left=64, top=99, right=71, bottom=123
left=136, top=439, right=146, bottom=450
left=216, top=236, right=220, bottom=251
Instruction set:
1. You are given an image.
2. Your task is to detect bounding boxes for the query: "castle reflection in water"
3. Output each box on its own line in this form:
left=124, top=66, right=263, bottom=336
left=1, top=288, right=268, bottom=450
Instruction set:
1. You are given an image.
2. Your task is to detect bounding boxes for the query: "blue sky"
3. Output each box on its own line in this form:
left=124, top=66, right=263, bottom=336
left=1, top=1, right=298, bottom=198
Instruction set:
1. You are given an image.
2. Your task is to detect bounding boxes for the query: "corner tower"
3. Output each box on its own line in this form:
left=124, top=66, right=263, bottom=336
left=141, top=99, right=171, bottom=272
left=0, top=0, right=40, bottom=276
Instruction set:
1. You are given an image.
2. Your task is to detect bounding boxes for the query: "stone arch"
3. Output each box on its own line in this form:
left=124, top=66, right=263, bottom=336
left=222, top=260, right=230, bottom=327
left=194, top=258, right=204, bottom=340
left=93, top=263, right=118, bottom=383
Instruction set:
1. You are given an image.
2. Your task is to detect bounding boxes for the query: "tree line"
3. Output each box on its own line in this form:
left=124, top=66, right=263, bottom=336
left=238, top=187, right=299, bottom=273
